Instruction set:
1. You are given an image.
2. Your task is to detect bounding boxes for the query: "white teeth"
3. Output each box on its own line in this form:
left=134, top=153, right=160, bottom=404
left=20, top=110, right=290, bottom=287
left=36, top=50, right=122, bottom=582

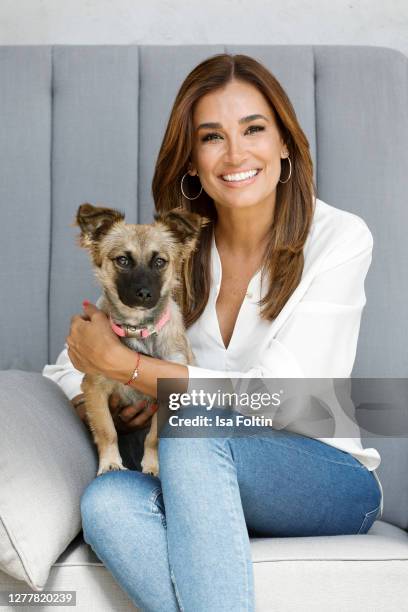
left=222, top=169, right=259, bottom=182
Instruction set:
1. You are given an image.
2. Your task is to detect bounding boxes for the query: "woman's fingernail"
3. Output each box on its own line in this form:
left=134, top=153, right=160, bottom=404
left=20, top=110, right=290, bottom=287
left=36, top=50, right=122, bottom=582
left=83, top=300, right=90, bottom=307
left=151, top=404, right=159, bottom=413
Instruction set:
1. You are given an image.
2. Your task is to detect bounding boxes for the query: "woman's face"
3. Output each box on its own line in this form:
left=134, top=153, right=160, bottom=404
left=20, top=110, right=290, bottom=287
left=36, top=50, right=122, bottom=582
left=189, top=79, right=289, bottom=212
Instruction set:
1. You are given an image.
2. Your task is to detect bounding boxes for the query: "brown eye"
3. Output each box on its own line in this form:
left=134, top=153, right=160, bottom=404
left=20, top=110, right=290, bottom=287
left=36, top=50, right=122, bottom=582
left=201, top=132, right=222, bottom=142
left=115, top=255, right=131, bottom=268
left=154, top=257, right=167, bottom=269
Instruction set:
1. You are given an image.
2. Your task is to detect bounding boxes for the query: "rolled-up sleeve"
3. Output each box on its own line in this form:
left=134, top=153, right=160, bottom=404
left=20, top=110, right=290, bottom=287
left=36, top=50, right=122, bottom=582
left=42, top=344, right=84, bottom=400
left=42, top=294, right=106, bottom=399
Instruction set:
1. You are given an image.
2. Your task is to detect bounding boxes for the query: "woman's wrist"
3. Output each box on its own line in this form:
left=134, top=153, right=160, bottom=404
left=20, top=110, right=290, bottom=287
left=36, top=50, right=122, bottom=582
left=71, top=393, right=85, bottom=408
left=102, top=342, right=189, bottom=398
left=71, top=393, right=88, bottom=423
left=103, top=343, right=139, bottom=384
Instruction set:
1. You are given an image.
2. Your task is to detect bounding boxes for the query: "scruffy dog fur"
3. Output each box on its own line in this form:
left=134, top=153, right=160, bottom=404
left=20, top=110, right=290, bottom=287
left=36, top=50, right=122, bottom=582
left=75, top=203, right=207, bottom=477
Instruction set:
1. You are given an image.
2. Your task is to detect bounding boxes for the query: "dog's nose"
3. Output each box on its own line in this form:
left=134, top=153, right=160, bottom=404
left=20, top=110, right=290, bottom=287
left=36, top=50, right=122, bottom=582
left=136, top=287, right=152, bottom=302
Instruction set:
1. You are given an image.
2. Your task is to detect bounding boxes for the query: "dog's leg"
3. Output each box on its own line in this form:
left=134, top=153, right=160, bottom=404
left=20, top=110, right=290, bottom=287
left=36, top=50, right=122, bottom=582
left=141, top=411, right=159, bottom=477
left=85, top=387, right=128, bottom=476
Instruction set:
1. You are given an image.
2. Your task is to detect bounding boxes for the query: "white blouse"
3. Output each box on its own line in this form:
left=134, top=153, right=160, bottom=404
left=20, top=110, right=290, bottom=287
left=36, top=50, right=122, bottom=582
left=42, top=197, right=383, bottom=514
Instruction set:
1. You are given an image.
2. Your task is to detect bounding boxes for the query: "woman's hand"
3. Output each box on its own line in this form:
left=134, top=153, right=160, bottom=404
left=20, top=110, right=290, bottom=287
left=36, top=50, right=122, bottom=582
left=108, top=393, right=158, bottom=434
left=71, top=392, right=158, bottom=434
left=66, top=301, right=125, bottom=377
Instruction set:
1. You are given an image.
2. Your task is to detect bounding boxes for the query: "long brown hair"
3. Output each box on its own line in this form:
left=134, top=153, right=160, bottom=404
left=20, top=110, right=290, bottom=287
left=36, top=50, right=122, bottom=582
left=152, top=53, right=315, bottom=328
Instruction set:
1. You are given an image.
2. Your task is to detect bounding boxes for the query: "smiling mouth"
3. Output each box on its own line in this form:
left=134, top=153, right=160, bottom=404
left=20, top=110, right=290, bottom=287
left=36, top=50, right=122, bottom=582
left=220, top=169, right=262, bottom=185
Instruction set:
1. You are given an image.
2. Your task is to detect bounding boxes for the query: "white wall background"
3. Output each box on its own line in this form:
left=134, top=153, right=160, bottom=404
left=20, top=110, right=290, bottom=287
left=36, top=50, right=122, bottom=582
left=0, top=0, right=407, bottom=57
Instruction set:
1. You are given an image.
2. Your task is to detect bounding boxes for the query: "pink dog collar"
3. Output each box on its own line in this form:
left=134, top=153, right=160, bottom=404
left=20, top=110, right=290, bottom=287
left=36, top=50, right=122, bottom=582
left=110, top=303, right=171, bottom=339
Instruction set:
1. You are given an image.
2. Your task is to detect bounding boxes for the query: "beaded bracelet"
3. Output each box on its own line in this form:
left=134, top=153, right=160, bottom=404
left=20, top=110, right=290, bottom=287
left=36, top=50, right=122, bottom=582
left=125, top=352, right=141, bottom=386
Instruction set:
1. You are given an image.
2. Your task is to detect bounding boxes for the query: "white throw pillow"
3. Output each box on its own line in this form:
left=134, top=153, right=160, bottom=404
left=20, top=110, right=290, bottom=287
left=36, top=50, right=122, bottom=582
left=0, top=370, right=97, bottom=590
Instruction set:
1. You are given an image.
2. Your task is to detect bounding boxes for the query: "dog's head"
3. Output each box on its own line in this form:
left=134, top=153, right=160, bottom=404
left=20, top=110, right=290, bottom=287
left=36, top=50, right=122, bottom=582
left=75, top=203, right=209, bottom=313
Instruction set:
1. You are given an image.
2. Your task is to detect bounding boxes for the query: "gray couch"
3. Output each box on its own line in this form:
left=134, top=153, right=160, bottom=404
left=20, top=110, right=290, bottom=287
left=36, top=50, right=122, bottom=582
left=0, top=45, right=407, bottom=611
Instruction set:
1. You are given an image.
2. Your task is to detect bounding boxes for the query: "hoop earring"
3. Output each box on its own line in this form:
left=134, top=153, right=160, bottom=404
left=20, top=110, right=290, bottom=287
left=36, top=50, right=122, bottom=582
left=181, top=172, right=203, bottom=200
left=279, top=156, right=292, bottom=184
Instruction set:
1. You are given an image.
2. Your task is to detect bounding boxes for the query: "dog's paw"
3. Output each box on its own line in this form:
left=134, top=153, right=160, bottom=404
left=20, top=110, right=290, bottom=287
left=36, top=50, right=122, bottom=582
left=141, top=464, right=159, bottom=477
left=141, top=452, right=159, bottom=477
left=97, top=462, right=128, bottom=477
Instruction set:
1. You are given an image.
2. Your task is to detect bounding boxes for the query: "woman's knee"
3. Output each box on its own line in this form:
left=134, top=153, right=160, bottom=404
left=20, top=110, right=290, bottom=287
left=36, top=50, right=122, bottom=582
left=80, top=470, right=161, bottom=536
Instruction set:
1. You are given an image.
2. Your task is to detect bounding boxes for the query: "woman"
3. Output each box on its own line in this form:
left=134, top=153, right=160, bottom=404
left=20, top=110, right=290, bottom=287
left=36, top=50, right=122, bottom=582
left=43, top=53, right=383, bottom=612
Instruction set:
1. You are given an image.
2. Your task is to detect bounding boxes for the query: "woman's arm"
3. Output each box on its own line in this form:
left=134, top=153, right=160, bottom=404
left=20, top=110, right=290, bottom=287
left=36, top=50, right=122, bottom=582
left=66, top=305, right=189, bottom=400
left=103, top=334, right=189, bottom=396
left=43, top=341, right=162, bottom=430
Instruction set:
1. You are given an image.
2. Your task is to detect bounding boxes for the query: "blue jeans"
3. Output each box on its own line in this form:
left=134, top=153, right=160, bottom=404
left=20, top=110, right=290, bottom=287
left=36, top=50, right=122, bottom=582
left=80, top=418, right=382, bottom=612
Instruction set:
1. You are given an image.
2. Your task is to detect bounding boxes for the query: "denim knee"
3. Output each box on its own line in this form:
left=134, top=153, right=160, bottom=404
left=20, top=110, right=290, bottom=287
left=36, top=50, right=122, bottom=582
left=81, top=471, right=158, bottom=539
left=80, top=472, right=119, bottom=539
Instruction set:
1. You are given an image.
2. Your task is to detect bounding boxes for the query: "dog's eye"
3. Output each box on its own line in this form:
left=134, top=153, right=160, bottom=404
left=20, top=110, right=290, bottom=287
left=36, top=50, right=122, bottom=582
left=154, top=257, right=167, bottom=269
left=115, top=256, right=131, bottom=268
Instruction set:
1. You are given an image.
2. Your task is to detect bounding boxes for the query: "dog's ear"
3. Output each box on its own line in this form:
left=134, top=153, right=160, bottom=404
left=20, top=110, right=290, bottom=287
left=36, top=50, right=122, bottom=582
left=75, top=203, right=125, bottom=247
left=154, top=209, right=210, bottom=254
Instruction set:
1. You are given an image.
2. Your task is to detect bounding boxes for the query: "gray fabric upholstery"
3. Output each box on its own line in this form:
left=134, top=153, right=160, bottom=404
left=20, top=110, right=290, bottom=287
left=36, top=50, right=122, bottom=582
left=0, top=47, right=51, bottom=371
left=364, top=437, right=408, bottom=530
left=314, top=46, right=408, bottom=378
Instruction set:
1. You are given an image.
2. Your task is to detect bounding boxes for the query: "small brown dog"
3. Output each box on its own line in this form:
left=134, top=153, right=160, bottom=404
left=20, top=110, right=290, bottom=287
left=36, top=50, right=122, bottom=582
left=75, top=203, right=207, bottom=477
